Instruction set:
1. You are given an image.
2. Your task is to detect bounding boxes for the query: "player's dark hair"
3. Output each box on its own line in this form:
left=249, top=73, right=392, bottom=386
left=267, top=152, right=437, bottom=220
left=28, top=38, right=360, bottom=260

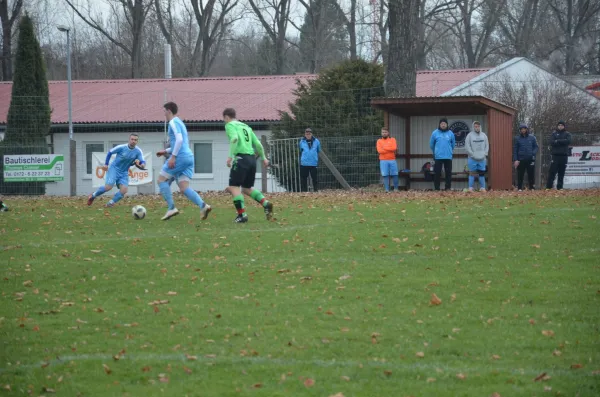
left=381, top=128, right=389, bottom=132
left=223, top=108, right=236, bottom=119
left=130, top=133, right=139, bottom=138
left=164, top=102, right=178, bottom=115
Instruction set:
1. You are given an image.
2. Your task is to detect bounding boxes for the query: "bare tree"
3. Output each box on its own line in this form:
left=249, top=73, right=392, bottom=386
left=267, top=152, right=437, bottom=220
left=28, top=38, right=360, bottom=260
left=65, top=0, right=153, bottom=78
left=415, top=0, right=458, bottom=69
left=0, top=0, right=23, bottom=80
left=295, top=0, right=347, bottom=72
left=497, top=0, right=542, bottom=58
left=385, top=0, right=420, bottom=96
left=548, top=0, right=600, bottom=74
left=444, top=0, right=506, bottom=68
left=247, top=0, right=291, bottom=74
left=331, top=0, right=357, bottom=60
left=190, top=0, right=240, bottom=76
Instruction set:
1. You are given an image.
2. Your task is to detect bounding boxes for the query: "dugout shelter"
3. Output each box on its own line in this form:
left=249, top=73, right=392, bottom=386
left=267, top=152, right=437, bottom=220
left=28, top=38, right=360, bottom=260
left=371, top=96, right=516, bottom=190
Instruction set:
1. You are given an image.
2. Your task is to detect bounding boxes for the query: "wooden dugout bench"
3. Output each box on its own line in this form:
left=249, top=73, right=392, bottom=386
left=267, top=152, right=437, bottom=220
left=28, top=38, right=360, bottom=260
left=391, top=153, right=488, bottom=190
left=397, top=171, right=488, bottom=190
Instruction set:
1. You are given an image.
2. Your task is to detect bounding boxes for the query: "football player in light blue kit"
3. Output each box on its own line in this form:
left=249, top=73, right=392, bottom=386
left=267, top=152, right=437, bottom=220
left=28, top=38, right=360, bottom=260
left=87, top=133, right=146, bottom=207
left=156, top=102, right=211, bottom=221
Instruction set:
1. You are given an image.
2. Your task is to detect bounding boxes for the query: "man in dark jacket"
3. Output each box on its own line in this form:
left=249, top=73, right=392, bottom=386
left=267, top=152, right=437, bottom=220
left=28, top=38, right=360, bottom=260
left=545, top=120, right=572, bottom=190
left=513, top=124, right=539, bottom=191
left=299, top=128, right=321, bottom=192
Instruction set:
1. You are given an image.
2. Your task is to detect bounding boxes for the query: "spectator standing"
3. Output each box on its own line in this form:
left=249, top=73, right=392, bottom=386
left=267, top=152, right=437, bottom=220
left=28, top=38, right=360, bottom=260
left=299, top=128, right=321, bottom=192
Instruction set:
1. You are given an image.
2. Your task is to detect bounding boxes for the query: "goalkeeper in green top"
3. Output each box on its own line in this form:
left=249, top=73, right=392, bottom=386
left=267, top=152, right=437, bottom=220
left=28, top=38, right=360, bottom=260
left=223, top=107, right=274, bottom=223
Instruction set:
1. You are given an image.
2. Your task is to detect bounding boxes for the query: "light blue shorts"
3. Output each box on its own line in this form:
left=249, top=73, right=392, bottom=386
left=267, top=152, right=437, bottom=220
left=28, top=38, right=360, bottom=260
left=105, top=167, right=129, bottom=187
left=380, top=160, right=398, bottom=177
left=160, top=155, right=194, bottom=182
left=468, top=158, right=486, bottom=172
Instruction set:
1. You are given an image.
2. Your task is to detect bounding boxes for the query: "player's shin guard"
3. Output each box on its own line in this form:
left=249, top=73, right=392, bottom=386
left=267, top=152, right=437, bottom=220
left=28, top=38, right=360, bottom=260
left=92, top=186, right=106, bottom=198
left=110, top=191, right=124, bottom=205
left=233, top=194, right=245, bottom=215
left=159, top=181, right=175, bottom=210
left=250, top=189, right=268, bottom=207
left=392, top=175, right=399, bottom=190
left=184, top=187, right=205, bottom=208
left=479, top=174, right=486, bottom=190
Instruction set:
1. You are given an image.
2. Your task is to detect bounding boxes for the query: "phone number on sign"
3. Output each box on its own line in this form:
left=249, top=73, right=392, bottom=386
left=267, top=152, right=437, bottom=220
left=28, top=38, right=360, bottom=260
left=4, top=171, right=53, bottom=177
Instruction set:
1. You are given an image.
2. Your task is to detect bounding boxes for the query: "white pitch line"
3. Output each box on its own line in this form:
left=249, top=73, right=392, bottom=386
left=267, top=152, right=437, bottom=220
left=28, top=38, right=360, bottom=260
left=0, top=353, right=593, bottom=378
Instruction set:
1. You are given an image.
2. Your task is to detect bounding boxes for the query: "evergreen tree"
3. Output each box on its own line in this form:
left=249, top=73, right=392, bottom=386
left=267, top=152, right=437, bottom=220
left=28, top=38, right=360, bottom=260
left=1, top=13, right=51, bottom=195
left=270, top=60, right=384, bottom=191
left=298, top=0, right=348, bottom=73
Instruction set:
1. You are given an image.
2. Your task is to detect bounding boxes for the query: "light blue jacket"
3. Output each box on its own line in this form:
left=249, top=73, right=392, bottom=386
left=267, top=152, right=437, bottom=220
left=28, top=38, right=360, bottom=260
left=430, top=129, right=456, bottom=160
left=299, top=137, right=321, bottom=166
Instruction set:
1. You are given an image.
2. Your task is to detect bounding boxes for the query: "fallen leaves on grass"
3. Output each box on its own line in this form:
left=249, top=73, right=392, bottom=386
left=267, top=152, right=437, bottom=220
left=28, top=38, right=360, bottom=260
left=103, top=364, right=112, bottom=375
left=303, top=378, right=315, bottom=387
left=552, top=350, right=561, bottom=356
left=456, top=373, right=467, bottom=380
left=329, top=393, right=345, bottom=397
left=571, top=363, right=583, bottom=369
left=430, top=293, right=442, bottom=306
left=416, top=352, right=425, bottom=358
left=113, top=349, right=126, bottom=361
left=148, top=300, right=169, bottom=305
left=158, top=375, right=169, bottom=383
left=185, top=354, right=197, bottom=361
left=41, top=387, right=56, bottom=393
left=541, top=330, right=555, bottom=337
left=491, top=355, right=501, bottom=360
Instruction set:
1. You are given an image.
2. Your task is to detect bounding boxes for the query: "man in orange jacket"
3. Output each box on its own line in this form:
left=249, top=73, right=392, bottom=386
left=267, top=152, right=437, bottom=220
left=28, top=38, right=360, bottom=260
left=376, top=128, right=399, bottom=192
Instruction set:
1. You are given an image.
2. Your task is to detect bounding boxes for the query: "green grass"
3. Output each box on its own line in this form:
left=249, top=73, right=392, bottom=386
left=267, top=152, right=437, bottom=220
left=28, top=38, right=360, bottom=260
left=1, top=190, right=599, bottom=397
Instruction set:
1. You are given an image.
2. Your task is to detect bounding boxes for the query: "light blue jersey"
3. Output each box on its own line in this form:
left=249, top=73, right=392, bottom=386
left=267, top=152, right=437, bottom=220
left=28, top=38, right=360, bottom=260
left=167, top=117, right=193, bottom=158
left=105, top=144, right=145, bottom=173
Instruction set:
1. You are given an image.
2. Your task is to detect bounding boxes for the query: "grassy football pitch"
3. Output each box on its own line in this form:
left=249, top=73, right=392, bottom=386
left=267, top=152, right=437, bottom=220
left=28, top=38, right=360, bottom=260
left=1, top=190, right=599, bottom=397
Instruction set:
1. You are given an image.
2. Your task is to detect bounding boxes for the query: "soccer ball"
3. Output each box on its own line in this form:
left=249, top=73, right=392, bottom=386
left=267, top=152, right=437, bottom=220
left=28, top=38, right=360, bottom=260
left=132, top=205, right=146, bottom=220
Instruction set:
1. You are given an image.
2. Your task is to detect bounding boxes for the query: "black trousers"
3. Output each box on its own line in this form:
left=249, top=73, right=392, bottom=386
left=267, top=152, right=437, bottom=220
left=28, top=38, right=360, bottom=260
left=546, top=155, right=568, bottom=190
left=300, top=165, right=318, bottom=192
left=517, top=159, right=535, bottom=190
left=433, top=159, right=452, bottom=190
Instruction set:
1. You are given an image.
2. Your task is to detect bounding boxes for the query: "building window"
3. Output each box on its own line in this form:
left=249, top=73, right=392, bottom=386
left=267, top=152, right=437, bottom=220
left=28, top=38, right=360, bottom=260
left=193, top=143, right=212, bottom=173
left=86, top=143, right=104, bottom=174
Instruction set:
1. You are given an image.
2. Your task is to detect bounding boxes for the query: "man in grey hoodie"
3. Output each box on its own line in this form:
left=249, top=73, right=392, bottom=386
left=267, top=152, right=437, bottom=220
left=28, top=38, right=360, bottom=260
left=465, top=121, right=489, bottom=191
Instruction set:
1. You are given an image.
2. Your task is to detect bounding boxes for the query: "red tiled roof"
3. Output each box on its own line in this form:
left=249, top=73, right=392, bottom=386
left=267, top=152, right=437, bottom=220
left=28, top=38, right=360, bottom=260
left=0, top=75, right=317, bottom=124
left=586, top=82, right=600, bottom=90
left=0, top=69, right=489, bottom=125
left=416, top=68, right=490, bottom=97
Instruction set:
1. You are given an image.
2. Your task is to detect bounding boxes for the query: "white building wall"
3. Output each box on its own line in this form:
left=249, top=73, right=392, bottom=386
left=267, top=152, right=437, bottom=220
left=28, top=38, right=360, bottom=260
left=47, top=129, right=274, bottom=196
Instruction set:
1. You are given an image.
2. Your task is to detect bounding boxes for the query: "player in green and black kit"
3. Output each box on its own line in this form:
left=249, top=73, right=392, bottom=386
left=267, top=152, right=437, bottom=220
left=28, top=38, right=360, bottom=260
left=223, top=107, right=274, bottom=223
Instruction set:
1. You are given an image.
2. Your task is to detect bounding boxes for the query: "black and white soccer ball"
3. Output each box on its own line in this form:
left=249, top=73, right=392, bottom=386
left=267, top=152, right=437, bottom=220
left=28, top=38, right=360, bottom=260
left=132, top=205, right=146, bottom=220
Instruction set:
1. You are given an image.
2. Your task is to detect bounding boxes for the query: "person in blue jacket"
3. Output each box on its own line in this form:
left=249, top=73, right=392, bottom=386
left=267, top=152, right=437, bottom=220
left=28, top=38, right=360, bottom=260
left=513, top=123, right=539, bottom=191
left=299, top=128, right=321, bottom=192
left=429, top=118, right=456, bottom=190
